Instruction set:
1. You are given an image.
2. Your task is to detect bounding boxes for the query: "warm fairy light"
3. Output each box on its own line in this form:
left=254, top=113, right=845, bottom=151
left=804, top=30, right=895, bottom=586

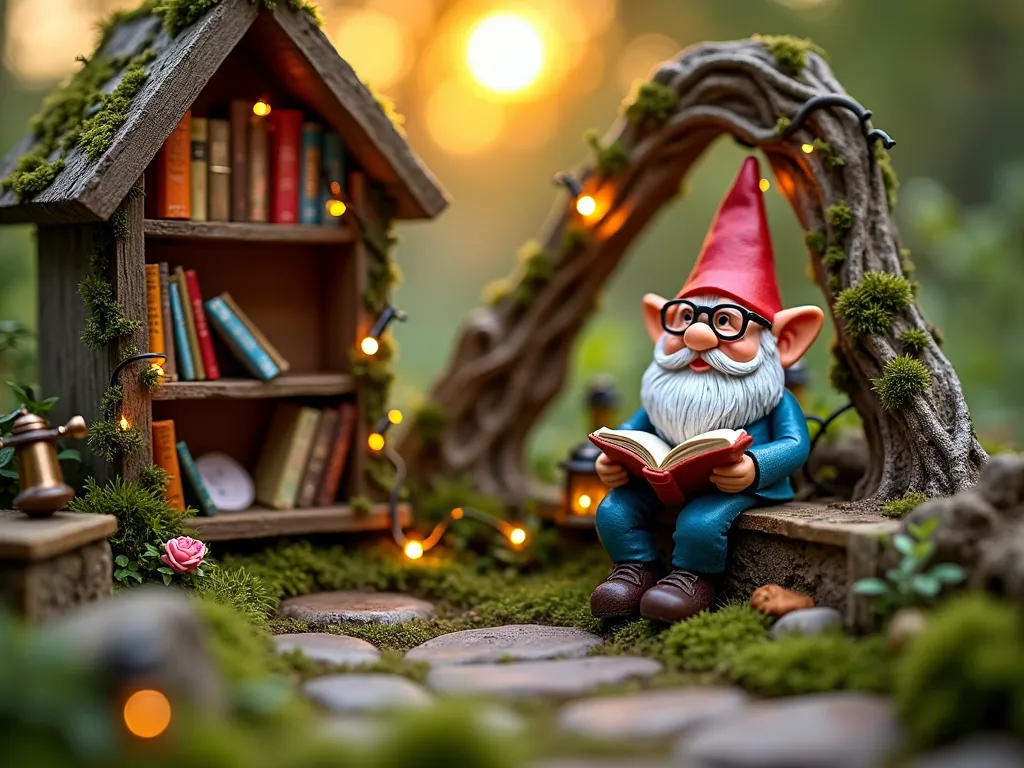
left=368, top=433, right=385, bottom=451
left=151, top=363, right=164, bottom=376
left=575, top=195, right=597, bottom=217
left=326, top=199, right=347, bottom=217
left=451, top=507, right=464, bottom=520
left=759, top=178, right=771, bottom=192
left=508, top=527, right=527, bottom=545
left=466, top=12, right=544, bottom=94
left=253, top=100, right=271, bottom=117
left=119, top=415, right=130, bottom=431
left=387, top=409, right=403, bottom=425
left=123, top=689, right=171, bottom=739
left=578, top=493, right=592, bottom=510
left=360, top=336, right=380, bottom=355
left=801, top=143, right=814, bottom=154
left=404, top=540, right=424, bottom=560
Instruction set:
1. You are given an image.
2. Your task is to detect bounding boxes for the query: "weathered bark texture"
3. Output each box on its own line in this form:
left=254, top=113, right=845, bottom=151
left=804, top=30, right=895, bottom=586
left=404, top=38, right=985, bottom=504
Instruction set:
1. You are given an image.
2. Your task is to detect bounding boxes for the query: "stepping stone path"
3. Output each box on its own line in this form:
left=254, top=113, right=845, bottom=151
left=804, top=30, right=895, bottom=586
left=304, top=673, right=433, bottom=713
left=426, top=656, right=663, bottom=698
left=558, top=687, right=748, bottom=741
left=676, top=692, right=901, bottom=768
left=405, top=624, right=603, bottom=665
left=770, top=606, right=844, bottom=638
left=908, top=734, right=1024, bottom=768
left=279, top=590, right=435, bottom=627
left=274, top=633, right=380, bottom=666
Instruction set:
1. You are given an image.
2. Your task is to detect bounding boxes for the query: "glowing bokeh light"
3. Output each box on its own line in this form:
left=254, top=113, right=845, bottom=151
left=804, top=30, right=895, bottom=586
left=425, top=80, right=505, bottom=155
left=332, top=9, right=409, bottom=88
left=119, top=415, right=130, bottom=431
left=801, top=143, right=814, bottom=154
left=578, top=493, right=593, bottom=510
left=327, top=199, right=347, bottom=217
left=123, top=689, right=171, bottom=739
left=404, top=540, right=424, bottom=559
left=253, top=100, right=271, bottom=117
left=576, top=195, right=597, bottom=217
left=4, top=0, right=92, bottom=85
left=451, top=507, right=464, bottom=520
left=759, top=178, right=771, bottom=192
left=360, top=336, right=380, bottom=355
left=466, top=12, right=544, bottom=94
left=388, top=409, right=403, bottom=425
left=509, top=527, right=527, bottom=545
left=368, top=433, right=385, bottom=451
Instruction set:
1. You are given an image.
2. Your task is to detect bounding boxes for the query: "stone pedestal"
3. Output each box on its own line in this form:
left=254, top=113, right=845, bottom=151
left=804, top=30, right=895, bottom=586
left=0, top=510, right=116, bottom=621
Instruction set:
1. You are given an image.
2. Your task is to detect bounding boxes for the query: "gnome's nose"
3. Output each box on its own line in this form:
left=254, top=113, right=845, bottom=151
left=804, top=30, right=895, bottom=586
left=682, top=323, right=719, bottom=352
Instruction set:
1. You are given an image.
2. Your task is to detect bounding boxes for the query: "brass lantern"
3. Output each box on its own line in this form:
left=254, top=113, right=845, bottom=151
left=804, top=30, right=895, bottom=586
left=0, top=408, right=87, bottom=517
left=557, top=376, right=621, bottom=524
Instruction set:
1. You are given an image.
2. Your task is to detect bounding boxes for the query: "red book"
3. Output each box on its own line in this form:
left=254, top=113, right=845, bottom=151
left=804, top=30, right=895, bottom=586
left=588, top=427, right=754, bottom=506
left=269, top=109, right=303, bottom=224
left=156, top=111, right=191, bottom=219
left=184, top=269, right=221, bottom=380
left=316, top=403, right=358, bottom=506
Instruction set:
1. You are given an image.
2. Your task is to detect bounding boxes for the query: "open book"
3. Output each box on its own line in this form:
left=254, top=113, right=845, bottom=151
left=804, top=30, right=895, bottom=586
left=588, top=427, right=754, bottom=505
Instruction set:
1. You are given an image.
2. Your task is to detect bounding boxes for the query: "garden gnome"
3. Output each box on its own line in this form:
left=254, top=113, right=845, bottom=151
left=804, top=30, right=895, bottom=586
left=590, top=156, right=825, bottom=623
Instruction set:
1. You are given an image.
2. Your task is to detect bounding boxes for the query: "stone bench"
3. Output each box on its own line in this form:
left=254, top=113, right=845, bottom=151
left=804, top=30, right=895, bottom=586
left=0, top=510, right=116, bottom=621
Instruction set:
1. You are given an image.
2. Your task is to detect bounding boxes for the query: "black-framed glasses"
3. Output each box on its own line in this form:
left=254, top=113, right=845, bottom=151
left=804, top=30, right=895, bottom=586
left=660, top=299, right=773, bottom=342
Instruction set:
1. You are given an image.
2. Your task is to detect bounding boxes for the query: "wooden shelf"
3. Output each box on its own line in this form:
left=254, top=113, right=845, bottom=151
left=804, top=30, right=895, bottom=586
left=143, top=218, right=354, bottom=244
left=187, top=503, right=412, bottom=541
left=152, top=373, right=354, bottom=400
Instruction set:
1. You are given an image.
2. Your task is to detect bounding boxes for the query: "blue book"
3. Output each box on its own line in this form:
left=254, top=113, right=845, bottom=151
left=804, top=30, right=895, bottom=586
left=299, top=123, right=322, bottom=225
left=319, top=132, right=345, bottom=226
left=204, top=296, right=280, bottom=381
left=168, top=281, right=196, bottom=381
left=176, top=441, right=218, bottom=516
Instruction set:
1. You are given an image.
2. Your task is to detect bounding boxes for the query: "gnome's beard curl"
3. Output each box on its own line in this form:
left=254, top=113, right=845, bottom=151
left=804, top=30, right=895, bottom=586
left=640, top=329, right=785, bottom=446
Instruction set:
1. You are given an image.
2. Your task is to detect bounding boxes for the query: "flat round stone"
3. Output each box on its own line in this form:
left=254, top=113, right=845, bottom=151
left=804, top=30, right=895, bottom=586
left=558, top=687, right=748, bottom=741
left=426, top=656, right=662, bottom=698
left=406, top=625, right=603, bottom=666
left=279, top=591, right=436, bottom=627
left=675, top=692, right=901, bottom=768
left=908, top=734, right=1024, bottom=768
left=303, top=674, right=433, bottom=713
left=770, top=607, right=844, bottom=639
left=274, top=633, right=381, bottom=666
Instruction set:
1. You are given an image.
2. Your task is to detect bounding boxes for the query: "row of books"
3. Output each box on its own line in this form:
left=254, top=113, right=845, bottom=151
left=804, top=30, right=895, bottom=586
left=152, top=419, right=219, bottom=515
left=144, top=263, right=289, bottom=382
left=154, top=105, right=347, bottom=225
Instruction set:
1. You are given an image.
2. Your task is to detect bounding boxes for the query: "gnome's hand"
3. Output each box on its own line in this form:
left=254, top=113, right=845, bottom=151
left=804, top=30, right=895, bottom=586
left=596, top=453, right=629, bottom=488
left=710, top=455, right=756, bottom=493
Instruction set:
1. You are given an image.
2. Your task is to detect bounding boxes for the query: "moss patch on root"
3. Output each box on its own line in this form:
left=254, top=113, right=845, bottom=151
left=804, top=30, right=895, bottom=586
left=872, top=355, right=932, bottom=410
left=827, top=200, right=855, bottom=236
left=822, top=245, right=846, bottom=271
left=585, top=130, right=629, bottom=176
left=623, top=81, right=679, bottom=124
left=812, top=138, right=844, bottom=167
left=804, top=229, right=826, bottom=254
left=834, top=272, right=914, bottom=336
left=875, top=143, right=899, bottom=209
left=754, top=34, right=827, bottom=75
left=883, top=491, right=930, bottom=519
left=899, top=328, right=930, bottom=356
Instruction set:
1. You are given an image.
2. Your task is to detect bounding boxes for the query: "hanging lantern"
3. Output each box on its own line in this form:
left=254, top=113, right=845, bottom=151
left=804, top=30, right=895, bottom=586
left=558, top=440, right=606, bottom=523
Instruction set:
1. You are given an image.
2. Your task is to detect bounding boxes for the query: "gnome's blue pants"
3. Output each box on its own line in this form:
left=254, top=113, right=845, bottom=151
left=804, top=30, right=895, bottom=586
left=595, top=479, right=759, bottom=573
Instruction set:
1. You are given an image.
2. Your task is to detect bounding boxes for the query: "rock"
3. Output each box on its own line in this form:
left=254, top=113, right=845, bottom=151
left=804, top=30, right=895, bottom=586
left=274, top=633, right=381, bottom=666
left=973, top=521, right=1024, bottom=600
left=802, top=432, right=867, bottom=500
left=676, top=692, right=900, bottom=768
left=977, top=453, right=1024, bottom=511
left=887, top=606, right=928, bottom=652
left=907, top=734, right=1024, bottom=768
left=750, top=584, right=815, bottom=617
left=906, top=492, right=1000, bottom=570
left=279, top=591, right=435, bottom=627
left=769, top=606, right=843, bottom=638
left=303, top=674, right=433, bottom=713
left=405, top=625, right=602, bottom=666
left=558, top=687, right=748, bottom=741
left=45, top=586, right=226, bottom=711
left=426, top=656, right=662, bottom=698
left=531, top=760, right=674, bottom=768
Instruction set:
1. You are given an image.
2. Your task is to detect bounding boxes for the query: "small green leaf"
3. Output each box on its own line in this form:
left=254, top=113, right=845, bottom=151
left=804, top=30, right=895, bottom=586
left=156, top=566, right=174, bottom=575
left=0, top=468, right=18, bottom=479
left=0, top=447, right=13, bottom=468
left=114, top=568, right=129, bottom=580
left=930, top=563, right=967, bottom=584
left=893, top=533, right=914, bottom=555
left=912, top=573, right=941, bottom=597
left=129, top=571, right=143, bottom=583
left=38, top=396, right=59, bottom=413
left=910, top=517, right=939, bottom=540
left=853, top=578, right=889, bottom=595
left=161, top=573, right=172, bottom=586
left=6, top=382, right=30, bottom=402
left=57, top=448, right=82, bottom=462
left=195, top=567, right=205, bottom=577
left=114, top=555, right=129, bottom=567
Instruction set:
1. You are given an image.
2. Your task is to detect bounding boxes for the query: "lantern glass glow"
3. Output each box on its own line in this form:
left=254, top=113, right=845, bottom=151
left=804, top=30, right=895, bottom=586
left=575, top=195, right=597, bottom=217
left=578, top=493, right=592, bottom=510
left=508, top=527, right=527, bottom=545
left=123, top=689, right=172, bottom=739
left=404, top=540, right=424, bottom=559
left=253, top=100, right=271, bottom=117
left=360, top=336, right=380, bottom=355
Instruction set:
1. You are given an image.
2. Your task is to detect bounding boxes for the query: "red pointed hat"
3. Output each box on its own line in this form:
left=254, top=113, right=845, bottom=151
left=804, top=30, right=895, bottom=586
left=677, top=156, right=783, bottom=320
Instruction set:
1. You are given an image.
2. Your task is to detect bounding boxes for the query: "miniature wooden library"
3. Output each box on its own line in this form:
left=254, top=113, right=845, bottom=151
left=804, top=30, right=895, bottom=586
left=0, top=1, right=448, bottom=541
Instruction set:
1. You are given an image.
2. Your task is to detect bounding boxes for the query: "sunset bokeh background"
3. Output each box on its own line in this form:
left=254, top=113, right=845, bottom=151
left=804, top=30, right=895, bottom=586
left=2, top=0, right=1024, bottom=475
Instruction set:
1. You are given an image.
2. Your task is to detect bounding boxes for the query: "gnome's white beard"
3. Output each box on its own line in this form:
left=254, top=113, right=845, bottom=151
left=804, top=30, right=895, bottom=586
left=640, top=327, right=785, bottom=446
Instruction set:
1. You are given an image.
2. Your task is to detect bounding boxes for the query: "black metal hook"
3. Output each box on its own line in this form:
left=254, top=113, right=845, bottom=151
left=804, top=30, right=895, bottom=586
left=552, top=171, right=583, bottom=198
left=108, top=352, right=167, bottom=390
left=781, top=94, right=895, bottom=150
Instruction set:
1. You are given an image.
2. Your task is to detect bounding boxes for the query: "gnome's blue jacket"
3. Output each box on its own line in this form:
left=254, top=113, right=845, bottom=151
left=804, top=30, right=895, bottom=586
left=594, top=390, right=811, bottom=573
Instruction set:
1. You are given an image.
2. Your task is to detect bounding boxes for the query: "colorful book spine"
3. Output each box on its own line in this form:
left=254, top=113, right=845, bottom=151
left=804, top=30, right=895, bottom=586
left=229, top=100, right=250, bottom=222
left=220, top=292, right=290, bottom=373
left=204, top=296, right=280, bottom=381
left=152, top=420, right=185, bottom=511
left=254, top=404, right=320, bottom=510
left=174, top=267, right=206, bottom=381
left=269, top=109, right=303, bottom=223
left=156, top=111, right=191, bottom=219
left=208, top=118, right=231, bottom=221
left=297, top=407, right=339, bottom=507
left=299, top=123, right=322, bottom=224
left=168, top=280, right=196, bottom=381
left=184, top=269, right=221, bottom=380
left=248, top=112, right=270, bottom=222
left=144, top=264, right=165, bottom=359
left=316, top=402, right=357, bottom=506
left=319, top=132, right=344, bottom=226
left=176, top=441, right=218, bottom=516
left=158, top=262, right=177, bottom=380
left=189, top=117, right=208, bottom=222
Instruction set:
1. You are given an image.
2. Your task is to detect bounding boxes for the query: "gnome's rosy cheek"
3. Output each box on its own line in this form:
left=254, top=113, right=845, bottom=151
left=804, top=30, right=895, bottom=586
left=718, top=326, right=763, bottom=363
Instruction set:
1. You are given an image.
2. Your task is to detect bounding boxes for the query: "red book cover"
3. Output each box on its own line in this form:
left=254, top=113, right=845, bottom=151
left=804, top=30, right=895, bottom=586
left=316, top=403, right=358, bottom=506
left=269, top=109, right=303, bottom=224
left=184, top=269, right=221, bottom=380
left=588, top=429, right=753, bottom=506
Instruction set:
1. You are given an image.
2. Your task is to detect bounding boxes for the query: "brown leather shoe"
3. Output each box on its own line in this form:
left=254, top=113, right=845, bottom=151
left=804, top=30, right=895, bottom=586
left=590, top=562, right=662, bottom=619
left=640, top=569, right=716, bottom=623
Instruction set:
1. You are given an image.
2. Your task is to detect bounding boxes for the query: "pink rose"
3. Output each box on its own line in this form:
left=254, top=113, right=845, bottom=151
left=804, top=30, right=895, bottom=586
left=160, top=536, right=207, bottom=574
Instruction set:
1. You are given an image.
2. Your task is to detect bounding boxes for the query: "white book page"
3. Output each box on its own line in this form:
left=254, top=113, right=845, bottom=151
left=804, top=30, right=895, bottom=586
left=663, top=428, right=742, bottom=468
left=593, top=428, right=674, bottom=467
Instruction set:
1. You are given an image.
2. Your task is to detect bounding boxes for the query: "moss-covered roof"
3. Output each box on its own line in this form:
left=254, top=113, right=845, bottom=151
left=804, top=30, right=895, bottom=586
left=0, top=0, right=448, bottom=224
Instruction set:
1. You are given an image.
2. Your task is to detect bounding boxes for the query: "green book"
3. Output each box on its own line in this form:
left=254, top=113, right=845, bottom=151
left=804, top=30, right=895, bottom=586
left=254, top=404, right=322, bottom=510
left=176, top=441, right=218, bottom=516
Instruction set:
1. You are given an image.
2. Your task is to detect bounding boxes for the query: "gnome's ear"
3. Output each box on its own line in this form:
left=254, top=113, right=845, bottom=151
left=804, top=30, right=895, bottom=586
left=642, top=293, right=669, bottom=344
left=772, top=306, right=825, bottom=368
